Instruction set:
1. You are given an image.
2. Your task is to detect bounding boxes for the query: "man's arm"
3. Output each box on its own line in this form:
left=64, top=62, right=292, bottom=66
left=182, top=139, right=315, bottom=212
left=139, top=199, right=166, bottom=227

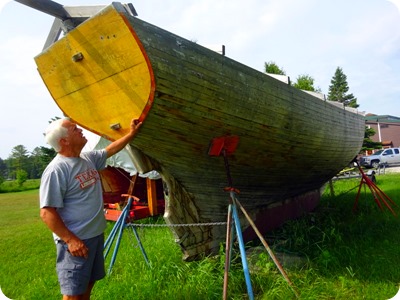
left=105, top=118, right=142, bottom=158
left=40, top=207, right=89, bottom=258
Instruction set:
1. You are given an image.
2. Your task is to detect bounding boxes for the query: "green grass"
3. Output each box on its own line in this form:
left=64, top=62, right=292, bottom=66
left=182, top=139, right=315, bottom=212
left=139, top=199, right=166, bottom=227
left=1, top=174, right=399, bottom=299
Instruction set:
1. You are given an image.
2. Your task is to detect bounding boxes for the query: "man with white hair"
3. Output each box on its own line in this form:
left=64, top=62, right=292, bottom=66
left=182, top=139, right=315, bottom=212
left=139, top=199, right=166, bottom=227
left=39, top=117, right=141, bottom=300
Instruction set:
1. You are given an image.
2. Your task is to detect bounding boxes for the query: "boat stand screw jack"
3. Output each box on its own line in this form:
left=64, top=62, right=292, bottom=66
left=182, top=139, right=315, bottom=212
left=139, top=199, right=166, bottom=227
left=72, top=52, right=84, bottom=62
left=208, top=135, right=254, bottom=300
left=209, top=135, right=299, bottom=299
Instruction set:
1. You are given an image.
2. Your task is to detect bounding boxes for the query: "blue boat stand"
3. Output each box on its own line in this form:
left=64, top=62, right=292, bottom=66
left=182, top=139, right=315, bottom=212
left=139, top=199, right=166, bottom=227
left=223, top=188, right=254, bottom=300
left=104, top=196, right=150, bottom=274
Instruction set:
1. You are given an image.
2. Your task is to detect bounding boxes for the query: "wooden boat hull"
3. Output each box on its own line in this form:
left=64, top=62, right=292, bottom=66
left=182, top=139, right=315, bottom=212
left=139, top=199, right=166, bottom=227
left=35, top=3, right=365, bottom=260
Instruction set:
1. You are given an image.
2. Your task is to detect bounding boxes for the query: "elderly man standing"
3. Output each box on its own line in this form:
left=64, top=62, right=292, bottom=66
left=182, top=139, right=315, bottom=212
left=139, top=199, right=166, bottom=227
left=39, top=117, right=141, bottom=300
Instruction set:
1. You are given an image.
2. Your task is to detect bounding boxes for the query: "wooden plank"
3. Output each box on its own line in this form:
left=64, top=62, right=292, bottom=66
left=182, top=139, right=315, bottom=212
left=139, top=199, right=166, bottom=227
left=35, top=5, right=153, bottom=140
left=146, top=178, right=158, bottom=216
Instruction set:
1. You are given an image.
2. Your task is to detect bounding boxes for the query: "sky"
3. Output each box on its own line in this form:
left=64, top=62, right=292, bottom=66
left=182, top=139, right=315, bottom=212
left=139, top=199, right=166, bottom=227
left=0, top=0, right=399, bottom=159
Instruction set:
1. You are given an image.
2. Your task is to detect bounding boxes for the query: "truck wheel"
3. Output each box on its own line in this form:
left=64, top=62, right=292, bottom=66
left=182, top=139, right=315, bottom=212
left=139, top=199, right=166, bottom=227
left=371, top=160, right=380, bottom=168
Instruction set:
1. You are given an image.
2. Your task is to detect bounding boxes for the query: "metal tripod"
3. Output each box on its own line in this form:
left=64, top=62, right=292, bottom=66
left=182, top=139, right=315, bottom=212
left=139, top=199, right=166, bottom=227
left=353, top=161, right=397, bottom=216
left=104, top=195, right=150, bottom=274
left=209, top=135, right=299, bottom=299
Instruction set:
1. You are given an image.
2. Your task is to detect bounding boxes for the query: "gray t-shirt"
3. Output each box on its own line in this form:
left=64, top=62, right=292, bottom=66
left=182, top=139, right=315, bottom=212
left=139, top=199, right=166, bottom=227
left=39, top=150, right=108, bottom=241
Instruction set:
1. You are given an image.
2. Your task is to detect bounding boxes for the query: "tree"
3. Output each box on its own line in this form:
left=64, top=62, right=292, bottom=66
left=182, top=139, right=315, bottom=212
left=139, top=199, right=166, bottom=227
left=293, top=74, right=321, bottom=92
left=360, top=126, right=382, bottom=153
left=16, top=169, right=28, bottom=187
left=8, top=145, right=30, bottom=179
left=264, top=61, right=286, bottom=75
left=327, top=67, right=359, bottom=108
left=2, top=144, right=56, bottom=180
left=30, top=146, right=56, bottom=178
left=0, top=158, right=6, bottom=180
left=37, top=146, right=57, bottom=164
left=10, top=145, right=29, bottom=169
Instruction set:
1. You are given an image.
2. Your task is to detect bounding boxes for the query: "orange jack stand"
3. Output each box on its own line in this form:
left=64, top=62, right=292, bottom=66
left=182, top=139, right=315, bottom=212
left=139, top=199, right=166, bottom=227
left=353, top=161, right=397, bottom=216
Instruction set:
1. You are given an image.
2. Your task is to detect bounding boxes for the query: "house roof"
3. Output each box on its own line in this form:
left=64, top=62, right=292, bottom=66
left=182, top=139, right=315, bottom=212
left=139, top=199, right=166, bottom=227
left=365, top=114, right=400, bottom=123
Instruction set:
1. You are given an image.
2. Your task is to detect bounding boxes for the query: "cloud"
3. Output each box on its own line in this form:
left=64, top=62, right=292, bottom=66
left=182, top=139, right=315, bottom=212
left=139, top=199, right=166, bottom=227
left=387, top=0, right=400, bottom=13
left=0, top=0, right=11, bottom=13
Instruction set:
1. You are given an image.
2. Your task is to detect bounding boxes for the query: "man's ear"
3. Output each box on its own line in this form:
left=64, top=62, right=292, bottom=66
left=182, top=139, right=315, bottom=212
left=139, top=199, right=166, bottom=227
left=59, top=138, right=69, bottom=147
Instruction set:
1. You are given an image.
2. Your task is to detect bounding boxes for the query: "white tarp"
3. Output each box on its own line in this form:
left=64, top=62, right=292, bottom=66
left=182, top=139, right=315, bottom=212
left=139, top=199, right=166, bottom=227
left=82, top=129, right=160, bottom=180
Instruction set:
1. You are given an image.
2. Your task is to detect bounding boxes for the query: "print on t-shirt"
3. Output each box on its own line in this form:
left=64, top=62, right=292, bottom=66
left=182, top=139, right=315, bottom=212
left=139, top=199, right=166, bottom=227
left=75, top=168, right=100, bottom=189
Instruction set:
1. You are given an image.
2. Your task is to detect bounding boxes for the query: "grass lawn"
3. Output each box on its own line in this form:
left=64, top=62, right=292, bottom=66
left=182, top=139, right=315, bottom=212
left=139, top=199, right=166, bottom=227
left=0, top=174, right=399, bottom=299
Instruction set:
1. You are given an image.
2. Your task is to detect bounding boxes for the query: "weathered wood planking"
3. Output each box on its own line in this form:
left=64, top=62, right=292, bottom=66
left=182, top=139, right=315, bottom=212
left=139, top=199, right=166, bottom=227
left=34, top=3, right=365, bottom=260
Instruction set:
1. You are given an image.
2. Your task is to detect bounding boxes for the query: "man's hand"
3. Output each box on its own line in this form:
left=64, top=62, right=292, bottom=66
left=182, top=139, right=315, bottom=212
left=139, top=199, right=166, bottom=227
left=66, top=236, right=89, bottom=258
left=106, top=118, right=142, bottom=158
left=40, top=207, right=89, bottom=258
left=131, top=118, right=142, bottom=133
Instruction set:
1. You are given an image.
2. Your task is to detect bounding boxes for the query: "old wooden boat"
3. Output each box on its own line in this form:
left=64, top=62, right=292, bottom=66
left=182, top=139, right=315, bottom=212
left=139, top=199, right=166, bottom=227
left=25, top=1, right=365, bottom=260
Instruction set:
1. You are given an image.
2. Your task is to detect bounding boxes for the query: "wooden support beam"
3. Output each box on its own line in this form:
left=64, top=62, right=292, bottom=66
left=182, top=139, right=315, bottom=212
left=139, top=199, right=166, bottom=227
left=146, top=178, right=157, bottom=216
left=15, top=0, right=69, bottom=20
left=123, top=175, right=137, bottom=205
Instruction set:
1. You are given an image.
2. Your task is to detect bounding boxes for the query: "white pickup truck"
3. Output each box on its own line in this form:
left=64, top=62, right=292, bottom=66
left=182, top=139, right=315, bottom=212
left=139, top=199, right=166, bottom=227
left=360, top=148, right=400, bottom=168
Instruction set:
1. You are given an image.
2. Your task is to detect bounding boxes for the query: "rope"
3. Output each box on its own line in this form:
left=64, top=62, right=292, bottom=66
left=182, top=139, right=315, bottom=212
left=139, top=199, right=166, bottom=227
left=127, top=222, right=227, bottom=228
left=115, top=167, right=137, bottom=185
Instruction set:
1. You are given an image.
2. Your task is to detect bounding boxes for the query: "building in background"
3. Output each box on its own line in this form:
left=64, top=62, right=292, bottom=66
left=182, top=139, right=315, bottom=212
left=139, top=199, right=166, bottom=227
left=365, top=114, right=400, bottom=149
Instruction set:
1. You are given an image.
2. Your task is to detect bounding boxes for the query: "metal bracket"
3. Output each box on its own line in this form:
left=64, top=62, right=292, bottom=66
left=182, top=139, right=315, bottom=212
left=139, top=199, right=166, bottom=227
left=14, top=0, right=138, bottom=49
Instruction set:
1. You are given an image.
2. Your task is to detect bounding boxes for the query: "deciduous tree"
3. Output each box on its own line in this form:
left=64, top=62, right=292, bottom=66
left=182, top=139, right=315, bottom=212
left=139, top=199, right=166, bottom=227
left=264, top=61, right=286, bottom=75
left=16, top=169, right=28, bottom=187
left=293, top=74, right=321, bottom=92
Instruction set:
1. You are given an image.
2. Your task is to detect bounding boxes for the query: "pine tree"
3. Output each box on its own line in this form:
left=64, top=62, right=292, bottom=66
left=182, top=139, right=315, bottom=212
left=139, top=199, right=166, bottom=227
left=361, top=126, right=382, bottom=153
left=327, top=67, right=359, bottom=108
